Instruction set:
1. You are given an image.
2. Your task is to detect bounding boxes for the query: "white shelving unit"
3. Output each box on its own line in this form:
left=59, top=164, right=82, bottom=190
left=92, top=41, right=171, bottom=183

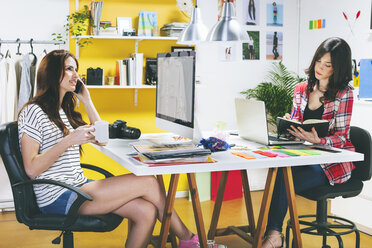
left=86, top=85, right=156, bottom=89
left=86, top=85, right=156, bottom=106
left=72, top=1, right=179, bottom=106
left=73, top=35, right=178, bottom=58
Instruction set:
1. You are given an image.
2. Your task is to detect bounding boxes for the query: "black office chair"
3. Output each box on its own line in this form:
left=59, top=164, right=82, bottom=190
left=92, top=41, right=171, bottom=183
left=0, top=121, right=123, bottom=248
left=285, top=126, right=372, bottom=248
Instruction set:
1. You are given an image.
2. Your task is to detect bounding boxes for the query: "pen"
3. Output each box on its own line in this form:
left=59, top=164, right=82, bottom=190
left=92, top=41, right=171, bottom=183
left=290, top=109, right=296, bottom=120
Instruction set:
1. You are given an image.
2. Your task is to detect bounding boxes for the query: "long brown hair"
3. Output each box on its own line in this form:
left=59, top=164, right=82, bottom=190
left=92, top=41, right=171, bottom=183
left=305, top=37, right=352, bottom=102
left=19, top=50, right=86, bottom=136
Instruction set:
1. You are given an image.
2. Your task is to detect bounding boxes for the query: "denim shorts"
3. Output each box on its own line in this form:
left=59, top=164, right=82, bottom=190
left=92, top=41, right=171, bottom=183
left=39, top=179, right=93, bottom=215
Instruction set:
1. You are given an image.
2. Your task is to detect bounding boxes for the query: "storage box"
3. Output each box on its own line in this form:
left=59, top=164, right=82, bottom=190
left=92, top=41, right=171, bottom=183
left=211, top=170, right=243, bottom=201
left=160, top=27, right=184, bottom=37
left=188, top=172, right=211, bottom=202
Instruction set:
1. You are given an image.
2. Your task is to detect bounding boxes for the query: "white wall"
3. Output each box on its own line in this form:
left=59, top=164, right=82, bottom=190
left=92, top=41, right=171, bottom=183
left=298, top=0, right=372, bottom=234
left=196, top=0, right=300, bottom=131
left=0, top=0, right=69, bottom=210
left=298, top=0, right=372, bottom=77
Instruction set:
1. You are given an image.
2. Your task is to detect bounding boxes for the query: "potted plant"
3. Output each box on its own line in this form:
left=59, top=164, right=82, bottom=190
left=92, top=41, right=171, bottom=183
left=240, top=62, right=306, bottom=128
left=67, top=5, right=94, bottom=47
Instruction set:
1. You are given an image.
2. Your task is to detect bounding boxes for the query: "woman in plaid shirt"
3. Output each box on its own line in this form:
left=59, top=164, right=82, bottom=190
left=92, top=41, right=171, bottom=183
left=263, top=37, right=354, bottom=248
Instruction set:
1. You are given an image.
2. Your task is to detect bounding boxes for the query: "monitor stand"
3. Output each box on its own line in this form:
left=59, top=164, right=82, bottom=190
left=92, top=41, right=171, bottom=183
left=192, top=117, right=203, bottom=145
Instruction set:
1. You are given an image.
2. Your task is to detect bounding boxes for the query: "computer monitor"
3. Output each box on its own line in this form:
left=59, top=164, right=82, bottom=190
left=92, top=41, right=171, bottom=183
left=156, top=51, right=196, bottom=140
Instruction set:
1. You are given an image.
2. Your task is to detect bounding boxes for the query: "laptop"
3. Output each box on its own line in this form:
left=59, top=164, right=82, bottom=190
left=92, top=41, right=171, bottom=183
left=235, top=98, right=304, bottom=145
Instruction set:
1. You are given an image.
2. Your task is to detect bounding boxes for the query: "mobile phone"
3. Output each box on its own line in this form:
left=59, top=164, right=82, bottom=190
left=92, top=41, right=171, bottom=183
left=74, top=79, right=83, bottom=93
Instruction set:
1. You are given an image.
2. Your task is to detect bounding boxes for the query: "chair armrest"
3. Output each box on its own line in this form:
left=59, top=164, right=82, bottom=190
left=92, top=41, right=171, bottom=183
left=13, top=179, right=93, bottom=228
left=80, top=163, right=114, bottom=178
left=13, top=179, right=92, bottom=201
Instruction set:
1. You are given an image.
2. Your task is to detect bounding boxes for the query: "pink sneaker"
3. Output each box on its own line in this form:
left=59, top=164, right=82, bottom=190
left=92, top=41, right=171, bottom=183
left=178, top=234, right=227, bottom=248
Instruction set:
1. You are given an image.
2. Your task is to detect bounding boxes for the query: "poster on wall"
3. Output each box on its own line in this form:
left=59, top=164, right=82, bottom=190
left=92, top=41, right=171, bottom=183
left=266, top=0, right=283, bottom=26
left=219, top=44, right=238, bottom=61
left=266, top=31, right=283, bottom=60
left=370, top=0, right=372, bottom=29
left=242, top=31, right=260, bottom=60
left=218, top=0, right=236, bottom=20
left=243, top=0, right=260, bottom=26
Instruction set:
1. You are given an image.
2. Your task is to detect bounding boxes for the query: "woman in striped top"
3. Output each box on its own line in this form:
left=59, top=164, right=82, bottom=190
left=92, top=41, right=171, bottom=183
left=18, top=50, right=221, bottom=248
left=262, top=37, right=355, bottom=248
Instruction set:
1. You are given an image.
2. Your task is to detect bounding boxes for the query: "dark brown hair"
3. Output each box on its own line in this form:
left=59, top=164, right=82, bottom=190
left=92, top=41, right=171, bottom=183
left=305, top=37, right=352, bottom=102
left=19, top=49, right=86, bottom=136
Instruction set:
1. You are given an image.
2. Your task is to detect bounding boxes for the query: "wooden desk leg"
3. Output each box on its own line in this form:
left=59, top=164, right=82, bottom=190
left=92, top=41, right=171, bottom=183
left=208, top=171, right=229, bottom=240
left=253, top=168, right=278, bottom=248
left=187, top=173, right=208, bottom=248
left=156, top=175, right=178, bottom=248
left=159, top=174, right=179, bottom=248
left=283, top=167, right=303, bottom=248
left=240, top=170, right=256, bottom=236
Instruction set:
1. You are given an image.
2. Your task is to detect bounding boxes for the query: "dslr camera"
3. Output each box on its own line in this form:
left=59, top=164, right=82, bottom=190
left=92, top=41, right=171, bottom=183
left=109, top=120, right=141, bottom=139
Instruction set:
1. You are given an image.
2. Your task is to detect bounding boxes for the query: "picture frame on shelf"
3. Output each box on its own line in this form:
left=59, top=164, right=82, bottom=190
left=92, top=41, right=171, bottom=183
left=117, top=17, right=132, bottom=36
left=171, top=46, right=195, bottom=52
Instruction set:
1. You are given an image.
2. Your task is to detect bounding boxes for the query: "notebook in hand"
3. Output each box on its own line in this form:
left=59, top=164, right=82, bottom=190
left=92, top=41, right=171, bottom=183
left=276, top=117, right=329, bottom=138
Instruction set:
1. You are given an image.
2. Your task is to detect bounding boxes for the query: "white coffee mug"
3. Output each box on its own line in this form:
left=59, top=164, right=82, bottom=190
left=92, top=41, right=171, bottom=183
left=93, top=120, right=109, bottom=143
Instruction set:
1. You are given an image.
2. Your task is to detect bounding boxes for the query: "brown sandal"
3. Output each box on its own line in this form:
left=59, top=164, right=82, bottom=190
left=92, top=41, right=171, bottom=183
left=263, top=233, right=285, bottom=248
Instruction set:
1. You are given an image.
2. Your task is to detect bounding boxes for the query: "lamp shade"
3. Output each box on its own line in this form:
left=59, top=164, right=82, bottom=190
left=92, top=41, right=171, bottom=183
left=207, top=1, right=248, bottom=42
left=177, top=6, right=208, bottom=44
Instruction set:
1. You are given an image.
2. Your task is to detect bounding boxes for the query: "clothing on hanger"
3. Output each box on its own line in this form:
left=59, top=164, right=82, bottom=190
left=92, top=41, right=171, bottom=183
left=18, top=54, right=34, bottom=112
left=0, top=59, right=7, bottom=124
left=5, top=57, right=18, bottom=122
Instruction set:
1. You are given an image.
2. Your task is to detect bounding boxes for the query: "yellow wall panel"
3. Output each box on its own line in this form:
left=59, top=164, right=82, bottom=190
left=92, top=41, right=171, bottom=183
left=69, top=0, right=191, bottom=192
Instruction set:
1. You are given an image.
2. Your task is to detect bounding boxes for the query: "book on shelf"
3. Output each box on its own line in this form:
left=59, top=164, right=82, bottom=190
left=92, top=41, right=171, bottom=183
left=116, top=60, right=128, bottom=86
left=276, top=117, right=329, bottom=138
left=125, top=58, right=135, bottom=86
left=132, top=143, right=212, bottom=162
left=130, top=53, right=143, bottom=86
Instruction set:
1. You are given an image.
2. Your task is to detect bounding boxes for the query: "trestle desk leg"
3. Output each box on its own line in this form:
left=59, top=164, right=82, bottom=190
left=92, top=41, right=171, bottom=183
left=159, top=174, right=179, bottom=248
left=208, top=171, right=229, bottom=240
left=253, top=168, right=278, bottom=248
left=187, top=173, right=208, bottom=248
left=283, top=167, right=303, bottom=248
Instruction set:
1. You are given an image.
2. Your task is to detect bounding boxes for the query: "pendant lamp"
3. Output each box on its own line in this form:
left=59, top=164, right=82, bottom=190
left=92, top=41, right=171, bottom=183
left=207, top=0, right=248, bottom=42
left=177, top=1, right=208, bottom=44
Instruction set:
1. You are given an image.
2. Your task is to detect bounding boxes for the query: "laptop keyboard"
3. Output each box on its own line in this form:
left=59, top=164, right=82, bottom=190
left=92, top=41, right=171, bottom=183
left=269, top=135, right=288, bottom=141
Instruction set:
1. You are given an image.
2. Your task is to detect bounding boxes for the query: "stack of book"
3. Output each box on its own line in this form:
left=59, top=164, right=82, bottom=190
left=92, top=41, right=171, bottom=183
left=132, top=143, right=213, bottom=166
left=116, top=53, right=143, bottom=86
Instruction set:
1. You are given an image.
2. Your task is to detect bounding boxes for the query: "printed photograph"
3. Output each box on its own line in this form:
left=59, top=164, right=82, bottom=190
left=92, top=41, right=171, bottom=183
left=266, top=31, right=283, bottom=60
left=266, top=0, right=283, bottom=26
left=219, top=44, right=237, bottom=62
left=243, top=0, right=260, bottom=26
left=243, top=31, right=260, bottom=60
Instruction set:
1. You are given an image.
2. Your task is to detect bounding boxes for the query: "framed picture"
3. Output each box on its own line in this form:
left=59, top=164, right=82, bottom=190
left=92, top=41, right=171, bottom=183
left=266, top=31, right=283, bottom=60
left=243, top=0, right=260, bottom=26
left=219, top=44, right=237, bottom=62
left=171, top=46, right=195, bottom=52
left=117, top=17, right=132, bottom=36
left=243, top=31, right=260, bottom=60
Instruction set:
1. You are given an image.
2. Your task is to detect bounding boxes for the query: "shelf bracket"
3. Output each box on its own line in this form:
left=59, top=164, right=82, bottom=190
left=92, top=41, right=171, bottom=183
left=134, top=88, right=138, bottom=106
left=75, top=41, right=79, bottom=59
left=134, top=38, right=143, bottom=54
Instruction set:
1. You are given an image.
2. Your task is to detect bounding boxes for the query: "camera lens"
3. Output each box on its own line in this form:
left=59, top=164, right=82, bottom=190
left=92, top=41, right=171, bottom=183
left=120, top=126, right=141, bottom=139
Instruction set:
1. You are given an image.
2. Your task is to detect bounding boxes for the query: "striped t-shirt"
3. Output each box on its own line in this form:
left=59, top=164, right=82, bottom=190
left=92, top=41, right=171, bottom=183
left=18, top=104, right=87, bottom=207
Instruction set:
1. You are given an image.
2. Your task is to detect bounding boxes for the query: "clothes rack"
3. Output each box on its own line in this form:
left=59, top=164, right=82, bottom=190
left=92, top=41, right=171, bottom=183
left=0, top=39, right=65, bottom=45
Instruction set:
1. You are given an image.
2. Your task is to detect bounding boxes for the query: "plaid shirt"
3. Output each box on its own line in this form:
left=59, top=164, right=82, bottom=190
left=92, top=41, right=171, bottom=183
left=292, top=82, right=355, bottom=185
